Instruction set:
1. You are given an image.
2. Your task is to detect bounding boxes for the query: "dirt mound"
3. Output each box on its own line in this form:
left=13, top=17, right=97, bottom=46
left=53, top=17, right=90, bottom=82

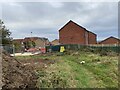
left=2, top=51, right=38, bottom=89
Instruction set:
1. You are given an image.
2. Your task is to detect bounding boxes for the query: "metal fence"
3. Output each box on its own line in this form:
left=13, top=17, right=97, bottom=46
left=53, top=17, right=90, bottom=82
left=1, top=44, right=120, bottom=54
left=1, top=44, right=14, bottom=54
left=46, top=44, right=120, bottom=53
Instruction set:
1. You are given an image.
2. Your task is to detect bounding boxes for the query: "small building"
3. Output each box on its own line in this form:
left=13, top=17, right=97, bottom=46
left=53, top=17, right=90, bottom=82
left=98, top=36, right=120, bottom=45
left=13, top=39, right=24, bottom=45
left=59, top=20, right=97, bottom=45
left=51, top=39, right=59, bottom=45
left=23, top=37, right=49, bottom=48
left=13, top=37, right=50, bottom=51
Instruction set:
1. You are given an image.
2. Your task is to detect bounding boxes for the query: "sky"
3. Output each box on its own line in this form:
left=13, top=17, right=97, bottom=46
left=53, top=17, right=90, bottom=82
left=1, top=1, right=118, bottom=41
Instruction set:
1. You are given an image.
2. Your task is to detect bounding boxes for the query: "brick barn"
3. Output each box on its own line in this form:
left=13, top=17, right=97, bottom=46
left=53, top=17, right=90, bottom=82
left=59, top=20, right=97, bottom=45
left=98, top=36, right=120, bottom=45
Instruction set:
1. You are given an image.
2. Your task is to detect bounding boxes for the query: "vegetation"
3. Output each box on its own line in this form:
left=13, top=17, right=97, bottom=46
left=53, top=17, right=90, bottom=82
left=12, top=41, right=21, bottom=52
left=16, top=50, right=118, bottom=88
left=23, top=41, right=36, bottom=49
left=0, top=19, right=12, bottom=45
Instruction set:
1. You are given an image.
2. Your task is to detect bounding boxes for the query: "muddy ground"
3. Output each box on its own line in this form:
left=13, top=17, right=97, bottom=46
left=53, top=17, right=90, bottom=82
left=2, top=51, right=56, bottom=89
left=17, top=56, right=56, bottom=71
left=2, top=51, right=38, bottom=89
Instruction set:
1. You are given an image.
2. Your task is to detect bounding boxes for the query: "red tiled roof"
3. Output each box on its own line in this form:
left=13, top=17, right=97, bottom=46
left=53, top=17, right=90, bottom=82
left=13, top=39, right=24, bottom=43
left=13, top=37, right=49, bottom=43
left=99, top=36, right=120, bottom=44
left=24, top=37, right=39, bottom=41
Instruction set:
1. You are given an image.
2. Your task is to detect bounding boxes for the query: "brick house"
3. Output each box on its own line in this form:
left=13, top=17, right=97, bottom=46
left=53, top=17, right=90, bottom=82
left=13, top=37, right=49, bottom=51
left=59, top=20, right=97, bottom=45
left=51, top=39, right=59, bottom=45
left=98, top=36, right=120, bottom=45
left=13, top=39, right=23, bottom=45
left=23, top=37, right=49, bottom=48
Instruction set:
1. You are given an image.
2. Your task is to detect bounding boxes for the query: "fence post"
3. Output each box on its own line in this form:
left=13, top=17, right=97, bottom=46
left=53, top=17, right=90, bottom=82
left=13, top=44, right=15, bottom=56
left=78, top=44, right=80, bottom=49
left=0, top=45, right=2, bottom=89
left=67, top=44, right=70, bottom=50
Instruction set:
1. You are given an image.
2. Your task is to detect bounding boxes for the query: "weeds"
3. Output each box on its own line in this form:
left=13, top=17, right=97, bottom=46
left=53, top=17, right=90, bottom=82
left=37, top=71, right=67, bottom=88
left=15, top=49, right=118, bottom=88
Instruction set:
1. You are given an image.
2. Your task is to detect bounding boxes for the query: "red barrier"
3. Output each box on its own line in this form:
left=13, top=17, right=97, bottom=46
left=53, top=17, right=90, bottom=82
left=40, top=48, right=46, bottom=53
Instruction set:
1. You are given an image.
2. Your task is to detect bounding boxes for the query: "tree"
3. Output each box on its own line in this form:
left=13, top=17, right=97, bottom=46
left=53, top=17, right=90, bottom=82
left=13, top=42, right=22, bottom=52
left=32, top=41, right=36, bottom=47
left=23, top=40, right=36, bottom=50
left=0, top=19, right=12, bottom=45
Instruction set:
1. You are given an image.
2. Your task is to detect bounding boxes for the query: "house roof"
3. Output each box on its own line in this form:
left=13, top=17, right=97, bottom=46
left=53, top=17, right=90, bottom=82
left=99, top=36, right=120, bottom=43
left=51, top=39, right=59, bottom=43
left=13, top=39, right=24, bottom=42
left=24, top=37, right=39, bottom=41
left=13, top=37, right=49, bottom=43
left=59, top=20, right=96, bottom=36
left=24, top=37, right=49, bottom=42
left=51, top=39, right=59, bottom=45
left=40, top=37, right=49, bottom=41
left=51, top=39, right=59, bottom=42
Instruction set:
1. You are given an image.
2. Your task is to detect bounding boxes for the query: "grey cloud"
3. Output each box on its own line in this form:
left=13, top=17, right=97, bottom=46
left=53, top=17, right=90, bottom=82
left=2, top=2, right=118, bottom=41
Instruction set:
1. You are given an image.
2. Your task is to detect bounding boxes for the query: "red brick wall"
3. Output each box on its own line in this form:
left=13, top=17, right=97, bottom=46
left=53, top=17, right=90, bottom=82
left=88, top=32, right=97, bottom=44
left=59, top=21, right=97, bottom=45
left=59, top=21, right=86, bottom=44
left=99, top=37, right=119, bottom=44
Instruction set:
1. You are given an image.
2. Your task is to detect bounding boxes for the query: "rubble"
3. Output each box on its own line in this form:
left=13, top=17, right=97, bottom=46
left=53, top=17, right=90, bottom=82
left=2, top=51, right=38, bottom=89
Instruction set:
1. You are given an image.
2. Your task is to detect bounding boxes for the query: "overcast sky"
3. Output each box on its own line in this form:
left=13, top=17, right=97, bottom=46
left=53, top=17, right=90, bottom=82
left=1, top=2, right=118, bottom=41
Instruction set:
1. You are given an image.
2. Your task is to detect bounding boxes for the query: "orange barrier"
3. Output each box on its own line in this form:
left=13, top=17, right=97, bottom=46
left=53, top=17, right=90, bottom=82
left=40, top=48, right=46, bottom=53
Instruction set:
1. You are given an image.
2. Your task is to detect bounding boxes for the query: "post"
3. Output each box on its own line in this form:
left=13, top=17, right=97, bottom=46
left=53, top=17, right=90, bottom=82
left=13, top=44, right=15, bottom=56
left=0, top=45, right=2, bottom=89
left=44, top=42, right=46, bottom=53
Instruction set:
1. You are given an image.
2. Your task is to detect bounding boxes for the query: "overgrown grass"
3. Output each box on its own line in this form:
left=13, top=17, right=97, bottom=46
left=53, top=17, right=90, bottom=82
left=15, top=51, right=118, bottom=88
